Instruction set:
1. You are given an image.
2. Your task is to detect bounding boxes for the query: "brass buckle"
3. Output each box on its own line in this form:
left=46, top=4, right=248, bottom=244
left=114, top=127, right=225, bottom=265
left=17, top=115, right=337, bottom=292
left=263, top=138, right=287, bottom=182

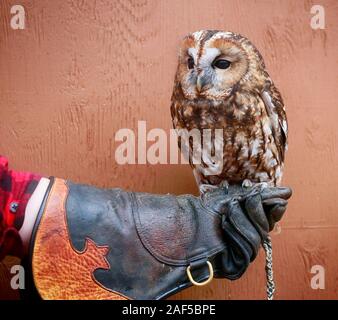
left=186, top=261, right=214, bottom=287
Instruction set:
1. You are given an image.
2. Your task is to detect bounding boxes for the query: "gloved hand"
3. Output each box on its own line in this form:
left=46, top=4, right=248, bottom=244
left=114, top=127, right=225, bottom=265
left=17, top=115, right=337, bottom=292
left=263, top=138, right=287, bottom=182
left=31, top=178, right=292, bottom=300
left=201, top=184, right=292, bottom=279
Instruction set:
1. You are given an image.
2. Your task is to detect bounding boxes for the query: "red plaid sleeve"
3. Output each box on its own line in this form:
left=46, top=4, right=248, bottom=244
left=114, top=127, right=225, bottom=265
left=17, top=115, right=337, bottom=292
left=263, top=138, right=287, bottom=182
left=0, top=155, right=42, bottom=260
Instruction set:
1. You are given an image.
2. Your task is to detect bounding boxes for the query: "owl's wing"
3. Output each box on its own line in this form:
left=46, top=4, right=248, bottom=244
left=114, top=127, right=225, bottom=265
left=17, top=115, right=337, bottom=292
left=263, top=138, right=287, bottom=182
left=261, top=82, right=288, bottom=162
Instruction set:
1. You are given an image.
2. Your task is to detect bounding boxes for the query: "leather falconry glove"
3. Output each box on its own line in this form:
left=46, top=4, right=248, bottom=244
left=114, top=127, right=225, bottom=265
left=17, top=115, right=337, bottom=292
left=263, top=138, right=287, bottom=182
left=30, top=178, right=291, bottom=300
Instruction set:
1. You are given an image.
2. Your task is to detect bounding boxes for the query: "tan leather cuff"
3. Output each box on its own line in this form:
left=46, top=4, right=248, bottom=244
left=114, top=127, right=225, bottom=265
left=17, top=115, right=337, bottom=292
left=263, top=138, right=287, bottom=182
left=30, top=178, right=128, bottom=300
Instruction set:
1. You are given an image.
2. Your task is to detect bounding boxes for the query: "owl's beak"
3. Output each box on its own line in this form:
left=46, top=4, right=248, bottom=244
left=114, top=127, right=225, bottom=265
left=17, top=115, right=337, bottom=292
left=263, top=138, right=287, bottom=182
left=196, top=75, right=207, bottom=92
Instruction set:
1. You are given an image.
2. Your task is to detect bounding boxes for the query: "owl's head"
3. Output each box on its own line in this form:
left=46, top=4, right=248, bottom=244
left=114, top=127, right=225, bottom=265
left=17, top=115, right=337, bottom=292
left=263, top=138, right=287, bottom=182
left=174, top=30, right=267, bottom=100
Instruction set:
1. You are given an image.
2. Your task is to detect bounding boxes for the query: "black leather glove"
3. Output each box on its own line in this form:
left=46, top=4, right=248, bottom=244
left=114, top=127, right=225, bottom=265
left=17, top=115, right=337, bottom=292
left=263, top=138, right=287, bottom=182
left=31, top=178, right=292, bottom=300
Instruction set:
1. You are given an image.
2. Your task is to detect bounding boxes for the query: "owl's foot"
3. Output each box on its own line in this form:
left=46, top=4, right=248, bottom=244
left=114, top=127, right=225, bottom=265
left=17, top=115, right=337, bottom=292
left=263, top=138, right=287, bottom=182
left=219, top=180, right=229, bottom=189
left=253, top=182, right=269, bottom=190
left=242, top=181, right=270, bottom=195
left=199, top=184, right=219, bottom=194
left=242, top=179, right=269, bottom=189
left=199, top=180, right=229, bottom=194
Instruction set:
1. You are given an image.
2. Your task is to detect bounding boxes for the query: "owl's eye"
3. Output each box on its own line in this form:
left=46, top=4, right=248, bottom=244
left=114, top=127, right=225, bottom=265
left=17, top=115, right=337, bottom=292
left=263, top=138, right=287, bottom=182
left=213, top=59, right=231, bottom=69
left=187, top=57, right=194, bottom=69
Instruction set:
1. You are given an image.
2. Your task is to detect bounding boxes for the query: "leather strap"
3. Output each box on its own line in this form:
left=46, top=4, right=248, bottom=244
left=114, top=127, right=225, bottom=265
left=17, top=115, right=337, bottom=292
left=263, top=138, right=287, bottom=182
left=31, top=178, right=128, bottom=300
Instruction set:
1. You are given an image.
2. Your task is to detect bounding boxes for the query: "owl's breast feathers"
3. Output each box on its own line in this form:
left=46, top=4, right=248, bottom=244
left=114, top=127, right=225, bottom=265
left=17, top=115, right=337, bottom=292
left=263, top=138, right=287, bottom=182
left=170, top=82, right=288, bottom=186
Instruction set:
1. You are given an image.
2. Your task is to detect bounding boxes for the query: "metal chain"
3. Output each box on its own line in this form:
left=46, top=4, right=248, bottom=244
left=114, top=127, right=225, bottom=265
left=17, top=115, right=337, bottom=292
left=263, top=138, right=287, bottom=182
left=262, top=236, right=275, bottom=300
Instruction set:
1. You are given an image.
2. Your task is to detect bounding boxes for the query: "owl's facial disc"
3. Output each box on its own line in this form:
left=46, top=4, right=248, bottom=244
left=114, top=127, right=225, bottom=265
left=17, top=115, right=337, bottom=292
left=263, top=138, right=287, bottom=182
left=177, top=31, right=250, bottom=100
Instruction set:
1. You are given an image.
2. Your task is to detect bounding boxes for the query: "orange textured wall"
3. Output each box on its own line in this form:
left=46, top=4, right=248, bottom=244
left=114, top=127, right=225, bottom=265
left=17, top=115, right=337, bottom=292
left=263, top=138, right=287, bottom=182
left=0, top=0, right=337, bottom=299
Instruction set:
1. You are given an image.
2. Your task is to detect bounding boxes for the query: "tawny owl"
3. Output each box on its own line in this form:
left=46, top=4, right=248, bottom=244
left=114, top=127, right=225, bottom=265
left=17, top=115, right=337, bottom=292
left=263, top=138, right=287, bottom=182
left=171, top=30, right=288, bottom=193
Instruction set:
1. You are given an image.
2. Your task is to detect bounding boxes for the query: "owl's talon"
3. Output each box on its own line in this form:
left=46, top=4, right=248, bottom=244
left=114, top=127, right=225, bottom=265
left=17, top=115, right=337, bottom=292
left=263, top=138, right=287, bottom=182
left=242, top=179, right=253, bottom=188
left=219, top=180, right=229, bottom=190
